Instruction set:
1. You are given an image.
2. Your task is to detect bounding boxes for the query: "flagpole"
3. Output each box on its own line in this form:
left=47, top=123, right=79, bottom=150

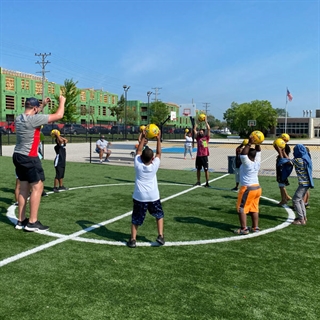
left=285, top=87, right=288, bottom=133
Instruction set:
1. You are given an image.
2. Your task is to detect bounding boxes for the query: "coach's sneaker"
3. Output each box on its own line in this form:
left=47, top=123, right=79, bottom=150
left=25, top=220, right=49, bottom=232
left=193, top=182, right=201, bottom=186
left=127, top=239, right=136, bottom=248
left=53, top=187, right=60, bottom=193
left=15, top=218, right=29, bottom=230
left=204, top=183, right=211, bottom=188
left=156, top=235, right=165, bottom=246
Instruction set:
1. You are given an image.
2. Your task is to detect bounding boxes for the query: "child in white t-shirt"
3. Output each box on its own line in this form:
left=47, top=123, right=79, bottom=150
left=127, top=130, right=164, bottom=248
left=184, top=130, right=194, bottom=159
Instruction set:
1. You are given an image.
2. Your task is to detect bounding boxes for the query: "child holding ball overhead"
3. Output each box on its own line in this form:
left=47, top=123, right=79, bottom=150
left=127, top=129, right=164, bottom=248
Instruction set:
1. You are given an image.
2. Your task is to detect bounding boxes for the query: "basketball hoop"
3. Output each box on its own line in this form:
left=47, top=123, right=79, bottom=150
left=183, top=108, right=191, bottom=116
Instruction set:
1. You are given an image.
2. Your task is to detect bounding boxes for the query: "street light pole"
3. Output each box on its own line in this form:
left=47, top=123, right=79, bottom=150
left=147, top=91, right=152, bottom=123
left=123, top=85, right=130, bottom=139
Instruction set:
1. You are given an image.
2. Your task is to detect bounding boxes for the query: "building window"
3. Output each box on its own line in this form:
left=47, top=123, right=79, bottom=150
left=104, top=95, right=108, bottom=103
left=103, top=106, right=106, bottom=116
left=98, top=106, right=101, bottom=116
left=80, top=91, right=86, bottom=101
left=90, top=91, right=95, bottom=100
left=48, top=83, right=55, bottom=94
left=5, top=95, right=15, bottom=110
left=5, top=77, right=15, bottom=91
left=35, top=82, right=42, bottom=95
left=80, top=105, right=87, bottom=115
left=21, top=79, right=30, bottom=90
left=112, top=96, right=115, bottom=104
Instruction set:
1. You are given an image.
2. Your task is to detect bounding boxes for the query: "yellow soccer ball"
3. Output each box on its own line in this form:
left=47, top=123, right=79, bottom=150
left=139, top=125, right=146, bottom=132
left=273, top=138, right=286, bottom=149
left=242, top=139, right=249, bottom=146
left=51, top=129, right=60, bottom=138
left=250, top=130, right=265, bottom=145
left=198, top=113, right=206, bottom=122
left=185, top=128, right=189, bottom=133
left=145, top=124, right=160, bottom=139
left=280, top=133, right=290, bottom=143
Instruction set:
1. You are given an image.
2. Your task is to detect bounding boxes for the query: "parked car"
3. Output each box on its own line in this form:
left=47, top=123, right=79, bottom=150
left=63, top=124, right=87, bottom=135
left=174, top=128, right=185, bottom=134
left=89, top=126, right=110, bottom=135
left=0, top=125, right=7, bottom=135
left=41, top=124, right=61, bottom=136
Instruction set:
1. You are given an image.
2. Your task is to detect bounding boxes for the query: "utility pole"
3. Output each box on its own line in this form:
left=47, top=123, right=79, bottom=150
left=35, top=53, right=51, bottom=108
left=203, top=102, right=210, bottom=115
left=151, top=87, right=162, bottom=101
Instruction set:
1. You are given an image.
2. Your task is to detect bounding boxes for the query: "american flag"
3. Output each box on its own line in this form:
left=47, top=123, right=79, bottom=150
left=287, top=89, right=293, bottom=102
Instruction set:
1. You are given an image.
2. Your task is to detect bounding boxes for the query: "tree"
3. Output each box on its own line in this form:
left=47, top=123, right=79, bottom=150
left=52, top=78, right=80, bottom=123
left=150, top=101, right=169, bottom=125
left=108, top=94, right=124, bottom=122
left=275, top=108, right=288, bottom=117
left=223, top=100, right=278, bottom=136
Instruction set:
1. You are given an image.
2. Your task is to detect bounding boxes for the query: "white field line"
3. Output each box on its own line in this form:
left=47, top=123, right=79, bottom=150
left=2, top=176, right=294, bottom=267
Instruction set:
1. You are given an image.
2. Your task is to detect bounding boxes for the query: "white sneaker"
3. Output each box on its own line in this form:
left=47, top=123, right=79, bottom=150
left=99, top=159, right=103, bottom=163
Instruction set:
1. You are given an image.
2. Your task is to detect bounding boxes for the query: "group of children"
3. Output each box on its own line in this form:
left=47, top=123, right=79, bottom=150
left=232, top=137, right=313, bottom=233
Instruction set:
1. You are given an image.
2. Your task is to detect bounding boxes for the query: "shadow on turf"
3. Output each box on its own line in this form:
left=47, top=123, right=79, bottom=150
left=174, top=216, right=237, bottom=231
left=76, top=219, right=150, bottom=242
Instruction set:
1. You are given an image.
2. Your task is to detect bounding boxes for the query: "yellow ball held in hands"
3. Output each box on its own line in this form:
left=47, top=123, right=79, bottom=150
left=273, top=138, right=286, bottom=149
left=185, top=128, right=189, bottom=133
left=145, top=124, right=160, bottom=139
left=250, top=130, right=265, bottom=145
left=242, top=139, right=249, bottom=146
left=50, top=129, right=60, bottom=138
left=198, top=113, right=206, bottom=122
left=139, top=125, right=146, bottom=132
left=280, top=133, right=290, bottom=143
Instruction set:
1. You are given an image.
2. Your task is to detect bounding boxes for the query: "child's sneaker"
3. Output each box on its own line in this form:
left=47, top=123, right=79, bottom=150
left=53, top=187, right=60, bottom=193
left=58, top=186, right=69, bottom=191
left=234, top=227, right=249, bottom=235
left=15, top=218, right=29, bottom=230
left=249, top=227, right=260, bottom=233
left=156, top=235, right=165, bottom=245
left=127, top=239, right=136, bottom=248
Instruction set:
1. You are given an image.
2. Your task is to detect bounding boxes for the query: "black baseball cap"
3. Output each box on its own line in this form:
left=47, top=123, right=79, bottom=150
left=25, top=97, right=40, bottom=108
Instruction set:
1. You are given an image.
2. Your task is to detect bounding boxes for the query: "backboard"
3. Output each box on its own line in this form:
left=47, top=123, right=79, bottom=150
left=179, top=104, right=196, bottom=117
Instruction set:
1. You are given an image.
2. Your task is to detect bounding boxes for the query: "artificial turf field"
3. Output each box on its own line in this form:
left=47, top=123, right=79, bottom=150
left=0, top=156, right=319, bottom=320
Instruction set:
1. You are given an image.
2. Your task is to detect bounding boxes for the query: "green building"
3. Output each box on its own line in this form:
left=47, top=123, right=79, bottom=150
left=0, top=67, right=191, bottom=130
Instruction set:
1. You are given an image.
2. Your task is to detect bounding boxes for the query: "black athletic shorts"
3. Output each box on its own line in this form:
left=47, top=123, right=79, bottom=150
left=195, top=156, right=209, bottom=171
left=55, top=166, right=65, bottom=179
left=13, top=153, right=45, bottom=183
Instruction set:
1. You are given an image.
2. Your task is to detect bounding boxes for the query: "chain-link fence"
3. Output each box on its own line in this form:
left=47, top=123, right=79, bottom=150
left=1, top=133, right=319, bottom=179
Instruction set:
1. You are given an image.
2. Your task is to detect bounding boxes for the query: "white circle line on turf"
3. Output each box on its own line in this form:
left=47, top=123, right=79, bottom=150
left=2, top=177, right=294, bottom=267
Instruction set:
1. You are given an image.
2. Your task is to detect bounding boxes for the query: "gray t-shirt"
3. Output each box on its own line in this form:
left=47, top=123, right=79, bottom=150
left=14, top=113, right=49, bottom=156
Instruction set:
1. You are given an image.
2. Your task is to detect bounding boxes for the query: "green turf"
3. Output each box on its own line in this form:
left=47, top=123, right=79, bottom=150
left=0, top=156, right=319, bottom=320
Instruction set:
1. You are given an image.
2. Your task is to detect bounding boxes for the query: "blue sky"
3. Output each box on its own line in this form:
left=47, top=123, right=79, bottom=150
left=0, top=0, right=319, bottom=121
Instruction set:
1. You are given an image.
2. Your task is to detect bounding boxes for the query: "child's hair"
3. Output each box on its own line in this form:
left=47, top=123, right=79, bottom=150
left=284, top=144, right=291, bottom=155
left=141, top=146, right=153, bottom=163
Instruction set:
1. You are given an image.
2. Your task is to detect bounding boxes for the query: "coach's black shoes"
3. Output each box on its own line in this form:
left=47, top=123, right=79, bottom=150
left=25, top=220, right=49, bottom=232
left=127, top=239, right=136, bottom=248
left=156, top=235, right=165, bottom=246
left=193, top=182, right=201, bottom=186
left=15, top=218, right=29, bottom=230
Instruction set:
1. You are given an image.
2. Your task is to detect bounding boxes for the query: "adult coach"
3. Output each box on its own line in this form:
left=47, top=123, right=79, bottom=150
left=193, top=117, right=210, bottom=187
left=96, top=135, right=112, bottom=163
left=13, top=96, right=66, bottom=231
left=235, top=135, right=262, bottom=235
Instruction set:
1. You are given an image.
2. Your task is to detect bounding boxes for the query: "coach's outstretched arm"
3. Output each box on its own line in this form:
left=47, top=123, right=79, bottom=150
left=48, top=95, right=66, bottom=123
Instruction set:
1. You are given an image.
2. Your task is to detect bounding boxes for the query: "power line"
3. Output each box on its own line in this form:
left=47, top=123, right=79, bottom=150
left=35, top=52, right=51, bottom=105
left=203, top=102, right=210, bottom=114
left=152, top=87, right=162, bottom=101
